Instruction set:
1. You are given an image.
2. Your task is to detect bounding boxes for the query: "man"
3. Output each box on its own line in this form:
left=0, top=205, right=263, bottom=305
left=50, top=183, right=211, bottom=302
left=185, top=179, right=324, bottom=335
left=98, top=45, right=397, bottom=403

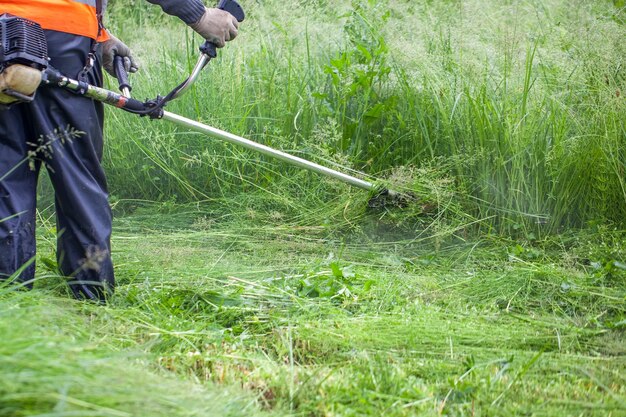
left=0, top=0, right=239, bottom=302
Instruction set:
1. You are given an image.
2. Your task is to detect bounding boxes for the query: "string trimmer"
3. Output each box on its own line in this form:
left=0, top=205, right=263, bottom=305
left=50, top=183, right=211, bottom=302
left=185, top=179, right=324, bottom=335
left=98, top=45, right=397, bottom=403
left=0, top=1, right=411, bottom=207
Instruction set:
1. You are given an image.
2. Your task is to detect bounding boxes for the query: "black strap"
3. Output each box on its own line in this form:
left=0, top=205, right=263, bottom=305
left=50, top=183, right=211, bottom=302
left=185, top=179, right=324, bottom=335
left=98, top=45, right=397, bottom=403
left=96, top=0, right=104, bottom=38
left=78, top=0, right=105, bottom=82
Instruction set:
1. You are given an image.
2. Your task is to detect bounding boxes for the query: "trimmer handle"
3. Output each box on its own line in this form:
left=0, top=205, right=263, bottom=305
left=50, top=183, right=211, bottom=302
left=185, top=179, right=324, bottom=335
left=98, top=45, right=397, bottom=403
left=113, top=55, right=131, bottom=96
left=218, top=0, right=245, bottom=21
left=200, top=0, right=245, bottom=57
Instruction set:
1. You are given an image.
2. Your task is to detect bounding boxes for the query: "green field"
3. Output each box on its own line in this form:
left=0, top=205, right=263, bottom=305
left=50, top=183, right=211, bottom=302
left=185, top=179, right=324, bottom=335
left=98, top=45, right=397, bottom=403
left=1, top=0, right=625, bottom=416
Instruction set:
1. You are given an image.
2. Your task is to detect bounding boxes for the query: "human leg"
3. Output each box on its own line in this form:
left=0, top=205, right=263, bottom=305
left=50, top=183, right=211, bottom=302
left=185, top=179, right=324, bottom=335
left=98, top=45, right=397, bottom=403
left=0, top=105, right=40, bottom=286
left=34, top=31, right=114, bottom=301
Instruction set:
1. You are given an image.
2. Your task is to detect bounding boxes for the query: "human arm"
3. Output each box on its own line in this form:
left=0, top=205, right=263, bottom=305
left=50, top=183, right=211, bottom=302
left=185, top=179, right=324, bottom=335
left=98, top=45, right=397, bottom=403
left=145, top=0, right=205, bottom=24
left=101, top=0, right=239, bottom=77
left=146, top=0, right=239, bottom=47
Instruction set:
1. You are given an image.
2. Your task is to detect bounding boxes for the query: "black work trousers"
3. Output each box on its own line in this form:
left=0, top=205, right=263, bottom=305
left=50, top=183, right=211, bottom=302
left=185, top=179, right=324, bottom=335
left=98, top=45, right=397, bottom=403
left=0, top=30, right=114, bottom=302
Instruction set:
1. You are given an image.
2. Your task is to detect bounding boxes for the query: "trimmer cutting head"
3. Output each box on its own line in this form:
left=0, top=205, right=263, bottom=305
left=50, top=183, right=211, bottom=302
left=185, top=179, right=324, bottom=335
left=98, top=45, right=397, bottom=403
left=368, top=188, right=417, bottom=209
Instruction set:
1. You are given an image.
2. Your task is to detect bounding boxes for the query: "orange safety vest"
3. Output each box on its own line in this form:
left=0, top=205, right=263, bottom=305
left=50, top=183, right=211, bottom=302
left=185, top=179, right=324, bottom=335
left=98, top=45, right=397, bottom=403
left=0, top=0, right=109, bottom=41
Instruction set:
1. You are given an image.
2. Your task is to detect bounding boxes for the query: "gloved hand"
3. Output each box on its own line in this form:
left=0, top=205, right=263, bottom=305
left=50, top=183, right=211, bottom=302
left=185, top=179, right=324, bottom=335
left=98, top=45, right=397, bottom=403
left=189, top=7, right=239, bottom=48
left=100, top=35, right=138, bottom=77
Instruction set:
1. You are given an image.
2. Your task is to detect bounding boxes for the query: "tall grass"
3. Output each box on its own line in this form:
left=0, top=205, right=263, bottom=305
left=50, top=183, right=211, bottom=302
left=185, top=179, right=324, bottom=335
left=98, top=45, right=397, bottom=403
left=101, top=0, right=625, bottom=233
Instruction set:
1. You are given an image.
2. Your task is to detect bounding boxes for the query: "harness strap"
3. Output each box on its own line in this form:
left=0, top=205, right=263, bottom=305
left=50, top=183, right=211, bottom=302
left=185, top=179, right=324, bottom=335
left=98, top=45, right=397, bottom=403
left=78, top=0, right=105, bottom=82
left=96, top=0, right=104, bottom=38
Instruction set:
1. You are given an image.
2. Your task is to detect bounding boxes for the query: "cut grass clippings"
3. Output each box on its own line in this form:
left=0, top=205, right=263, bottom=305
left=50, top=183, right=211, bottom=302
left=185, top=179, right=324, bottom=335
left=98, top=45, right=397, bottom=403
left=3, top=207, right=622, bottom=416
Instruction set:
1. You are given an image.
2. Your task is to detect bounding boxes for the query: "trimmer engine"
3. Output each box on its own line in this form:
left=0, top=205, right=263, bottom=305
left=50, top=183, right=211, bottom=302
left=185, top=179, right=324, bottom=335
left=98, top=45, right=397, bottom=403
left=0, top=13, right=48, bottom=107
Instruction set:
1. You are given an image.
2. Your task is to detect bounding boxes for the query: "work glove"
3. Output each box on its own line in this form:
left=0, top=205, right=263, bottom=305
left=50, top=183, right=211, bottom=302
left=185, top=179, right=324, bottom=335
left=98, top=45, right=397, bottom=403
left=189, top=7, right=239, bottom=48
left=100, top=35, right=139, bottom=77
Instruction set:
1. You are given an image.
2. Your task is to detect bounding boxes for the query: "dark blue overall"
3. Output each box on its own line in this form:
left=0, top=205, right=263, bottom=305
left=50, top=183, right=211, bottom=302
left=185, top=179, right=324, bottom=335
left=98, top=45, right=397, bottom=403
left=0, top=30, right=114, bottom=302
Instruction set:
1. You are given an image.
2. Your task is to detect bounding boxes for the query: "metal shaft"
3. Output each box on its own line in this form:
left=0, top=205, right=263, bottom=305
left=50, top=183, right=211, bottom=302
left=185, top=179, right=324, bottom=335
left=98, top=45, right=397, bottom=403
left=162, top=111, right=376, bottom=191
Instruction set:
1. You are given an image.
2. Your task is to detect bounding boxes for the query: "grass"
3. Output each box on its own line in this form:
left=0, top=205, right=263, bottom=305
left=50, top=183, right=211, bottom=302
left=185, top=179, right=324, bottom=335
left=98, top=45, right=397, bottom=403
left=2, top=207, right=624, bottom=416
left=5, top=0, right=625, bottom=415
left=97, top=0, right=626, bottom=233
left=0, top=291, right=269, bottom=417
